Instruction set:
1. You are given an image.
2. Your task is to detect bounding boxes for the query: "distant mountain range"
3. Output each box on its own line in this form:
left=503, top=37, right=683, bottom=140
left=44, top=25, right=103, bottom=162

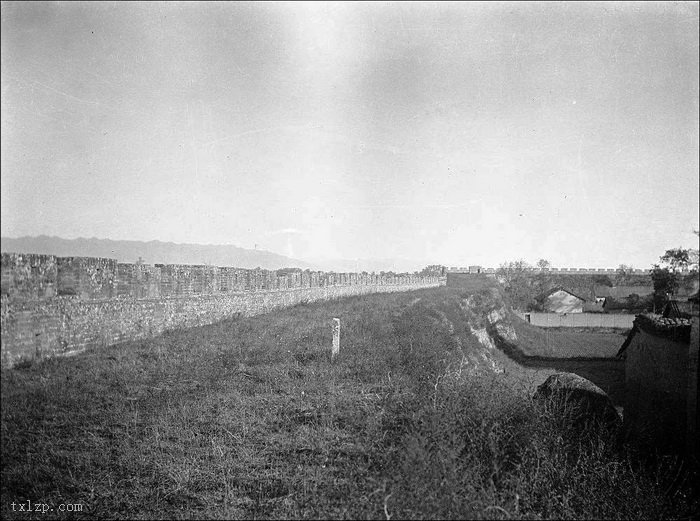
left=0, top=235, right=314, bottom=270
left=304, top=256, right=429, bottom=274
left=1, top=235, right=434, bottom=273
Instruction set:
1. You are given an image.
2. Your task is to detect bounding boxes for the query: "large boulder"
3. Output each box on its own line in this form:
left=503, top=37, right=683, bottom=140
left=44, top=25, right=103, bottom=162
left=534, top=372, right=622, bottom=433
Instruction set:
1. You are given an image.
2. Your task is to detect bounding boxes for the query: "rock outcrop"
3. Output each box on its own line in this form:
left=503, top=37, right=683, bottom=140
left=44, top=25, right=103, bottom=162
left=534, top=372, right=622, bottom=432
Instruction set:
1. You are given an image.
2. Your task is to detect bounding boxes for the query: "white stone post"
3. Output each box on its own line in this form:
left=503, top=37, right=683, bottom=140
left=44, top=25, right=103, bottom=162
left=332, top=318, right=340, bottom=360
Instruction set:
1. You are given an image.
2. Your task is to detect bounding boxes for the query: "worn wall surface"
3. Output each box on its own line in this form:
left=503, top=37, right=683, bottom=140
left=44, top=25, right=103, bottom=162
left=624, top=328, right=690, bottom=454
left=1, top=253, right=442, bottom=368
left=687, top=317, right=699, bottom=460
left=0, top=253, right=58, bottom=301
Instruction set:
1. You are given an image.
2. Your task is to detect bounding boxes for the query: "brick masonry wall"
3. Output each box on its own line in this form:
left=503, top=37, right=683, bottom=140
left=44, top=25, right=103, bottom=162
left=1, top=253, right=58, bottom=300
left=624, top=329, right=689, bottom=454
left=57, top=256, right=117, bottom=299
left=447, top=267, right=655, bottom=275
left=1, top=252, right=442, bottom=368
left=687, top=318, right=699, bottom=459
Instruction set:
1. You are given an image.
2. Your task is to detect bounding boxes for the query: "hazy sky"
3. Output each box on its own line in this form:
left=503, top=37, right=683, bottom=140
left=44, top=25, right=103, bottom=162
left=2, top=1, right=698, bottom=269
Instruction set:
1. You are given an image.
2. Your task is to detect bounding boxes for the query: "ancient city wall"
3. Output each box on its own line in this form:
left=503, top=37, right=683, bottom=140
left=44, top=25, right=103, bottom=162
left=1, top=253, right=442, bottom=368
left=447, top=267, right=654, bottom=275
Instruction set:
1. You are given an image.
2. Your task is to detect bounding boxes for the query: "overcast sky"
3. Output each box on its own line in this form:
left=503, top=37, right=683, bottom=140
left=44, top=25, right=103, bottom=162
left=1, top=1, right=698, bottom=269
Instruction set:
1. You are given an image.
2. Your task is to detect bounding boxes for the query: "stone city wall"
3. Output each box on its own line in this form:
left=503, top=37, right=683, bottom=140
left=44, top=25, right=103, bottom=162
left=1, top=253, right=442, bottom=368
left=622, top=315, right=697, bottom=457
left=623, top=328, right=689, bottom=454
left=447, top=266, right=654, bottom=275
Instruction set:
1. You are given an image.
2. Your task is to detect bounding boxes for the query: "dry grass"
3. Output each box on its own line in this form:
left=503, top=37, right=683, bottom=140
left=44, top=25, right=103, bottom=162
left=1, top=287, right=696, bottom=519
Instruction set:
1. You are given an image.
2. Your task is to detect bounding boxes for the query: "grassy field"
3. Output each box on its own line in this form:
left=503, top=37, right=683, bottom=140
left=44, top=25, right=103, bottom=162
left=2, top=286, right=697, bottom=519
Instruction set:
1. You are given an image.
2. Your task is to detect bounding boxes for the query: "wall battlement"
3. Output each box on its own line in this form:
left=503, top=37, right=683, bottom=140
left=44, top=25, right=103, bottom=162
left=447, top=266, right=654, bottom=275
left=1, top=252, right=442, bottom=368
left=1, top=253, right=423, bottom=301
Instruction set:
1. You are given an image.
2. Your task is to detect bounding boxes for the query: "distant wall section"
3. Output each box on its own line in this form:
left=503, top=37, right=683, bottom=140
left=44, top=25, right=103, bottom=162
left=447, top=267, right=655, bottom=275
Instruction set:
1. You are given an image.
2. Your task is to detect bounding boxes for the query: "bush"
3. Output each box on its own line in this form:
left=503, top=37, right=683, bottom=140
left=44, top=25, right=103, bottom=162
left=378, top=372, right=697, bottom=519
left=604, top=294, right=653, bottom=314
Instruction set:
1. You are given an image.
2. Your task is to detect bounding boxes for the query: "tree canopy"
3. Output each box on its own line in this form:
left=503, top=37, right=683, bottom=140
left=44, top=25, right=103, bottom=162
left=651, top=246, right=698, bottom=311
left=659, top=248, right=692, bottom=272
left=418, top=265, right=446, bottom=277
left=497, top=260, right=539, bottom=311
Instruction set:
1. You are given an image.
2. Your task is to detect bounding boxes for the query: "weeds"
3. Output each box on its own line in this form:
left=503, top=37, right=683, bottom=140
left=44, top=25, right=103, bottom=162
left=1, top=287, right=696, bottom=519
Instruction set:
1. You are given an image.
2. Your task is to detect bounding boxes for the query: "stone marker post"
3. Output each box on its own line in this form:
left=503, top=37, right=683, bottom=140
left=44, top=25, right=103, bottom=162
left=332, top=318, right=340, bottom=360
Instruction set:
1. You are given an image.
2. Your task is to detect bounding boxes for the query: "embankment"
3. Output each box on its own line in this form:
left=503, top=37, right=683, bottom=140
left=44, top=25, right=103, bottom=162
left=442, top=278, right=625, bottom=405
left=485, top=305, right=625, bottom=405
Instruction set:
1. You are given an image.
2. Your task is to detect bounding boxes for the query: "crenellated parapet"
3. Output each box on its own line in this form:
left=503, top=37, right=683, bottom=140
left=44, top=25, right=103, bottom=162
left=1, top=253, right=438, bottom=303
left=447, top=266, right=653, bottom=275
left=0, top=252, right=443, bottom=368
